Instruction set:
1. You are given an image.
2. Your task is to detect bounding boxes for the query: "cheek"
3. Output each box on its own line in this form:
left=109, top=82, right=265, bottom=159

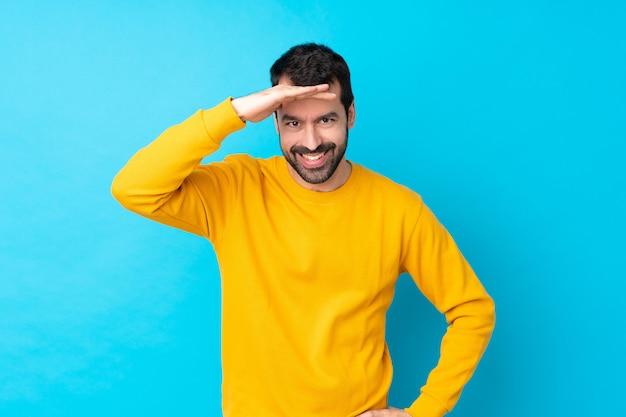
left=324, top=125, right=349, bottom=142
left=278, top=131, right=298, bottom=150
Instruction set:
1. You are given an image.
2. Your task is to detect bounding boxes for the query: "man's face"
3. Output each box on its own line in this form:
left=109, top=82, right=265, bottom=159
left=275, top=78, right=356, bottom=192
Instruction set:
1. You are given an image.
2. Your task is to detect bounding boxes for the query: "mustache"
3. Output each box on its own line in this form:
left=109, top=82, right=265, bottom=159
left=290, top=143, right=336, bottom=155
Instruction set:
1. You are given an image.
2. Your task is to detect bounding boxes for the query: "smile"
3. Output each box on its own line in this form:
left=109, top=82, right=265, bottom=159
left=301, top=152, right=325, bottom=161
left=297, top=150, right=330, bottom=168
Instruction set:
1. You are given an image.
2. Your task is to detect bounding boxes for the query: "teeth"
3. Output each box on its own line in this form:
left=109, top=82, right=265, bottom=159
left=302, top=153, right=324, bottom=161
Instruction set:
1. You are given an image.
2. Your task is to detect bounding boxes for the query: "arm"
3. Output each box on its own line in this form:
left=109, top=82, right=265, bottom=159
left=403, top=203, right=496, bottom=417
left=111, top=84, right=335, bottom=236
left=110, top=98, right=245, bottom=236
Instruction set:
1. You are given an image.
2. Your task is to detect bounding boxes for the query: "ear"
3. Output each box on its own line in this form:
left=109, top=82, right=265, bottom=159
left=273, top=111, right=279, bottom=134
left=347, top=101, right=356, bottom=129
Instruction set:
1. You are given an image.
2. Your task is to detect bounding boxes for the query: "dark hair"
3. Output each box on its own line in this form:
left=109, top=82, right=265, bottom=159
left=270, top=43, right=354, bottom=115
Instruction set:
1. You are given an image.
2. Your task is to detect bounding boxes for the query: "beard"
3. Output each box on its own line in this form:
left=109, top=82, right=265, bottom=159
left=280, top=131, right=348, bottom=185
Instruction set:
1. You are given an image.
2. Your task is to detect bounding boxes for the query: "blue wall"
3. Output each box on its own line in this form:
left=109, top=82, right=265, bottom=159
left=1, top=1, right=624, bottom=416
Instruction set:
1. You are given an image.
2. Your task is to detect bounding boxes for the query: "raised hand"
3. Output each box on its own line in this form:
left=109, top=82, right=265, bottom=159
left=230, top=84, right=335, bottom=123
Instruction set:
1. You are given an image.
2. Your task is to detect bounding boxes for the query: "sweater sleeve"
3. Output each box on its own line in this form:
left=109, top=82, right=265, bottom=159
left=401, top=201, right=496, bottom=417
left=111, top=98, right=246, bottom=238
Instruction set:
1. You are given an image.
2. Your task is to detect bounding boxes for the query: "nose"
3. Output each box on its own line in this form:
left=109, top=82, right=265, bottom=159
left=301, top=124, right=323, bottom=151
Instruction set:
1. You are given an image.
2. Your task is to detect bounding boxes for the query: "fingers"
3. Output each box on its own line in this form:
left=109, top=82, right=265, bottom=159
left=356, top=407, right=409, bottom=417
left=231, top=84, right=336, bottom=123
left=274, top=83, right=335, bottom=102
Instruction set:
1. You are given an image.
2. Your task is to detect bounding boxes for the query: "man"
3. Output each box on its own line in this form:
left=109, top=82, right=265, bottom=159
left=112, top=43, right=495, bottom=417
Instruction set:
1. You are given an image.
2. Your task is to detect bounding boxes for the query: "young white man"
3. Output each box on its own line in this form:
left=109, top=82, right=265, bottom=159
left=112, top=43, right=495, bottom=417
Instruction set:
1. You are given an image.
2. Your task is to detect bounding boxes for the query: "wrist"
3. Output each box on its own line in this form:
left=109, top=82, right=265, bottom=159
left=230, top=97, right=247, bottom=122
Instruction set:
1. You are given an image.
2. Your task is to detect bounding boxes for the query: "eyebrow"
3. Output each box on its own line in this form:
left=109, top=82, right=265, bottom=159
left=280, top=112, right=340, bottom=123
left=315, top=112, right=340, bottom=123
left=280, top=114, right=300, bottom=122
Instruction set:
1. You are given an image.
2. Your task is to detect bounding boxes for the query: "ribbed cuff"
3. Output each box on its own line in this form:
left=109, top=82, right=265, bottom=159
left=200, top=97, right=246, bottom=147
left=405, top=394, right=448, bottom=417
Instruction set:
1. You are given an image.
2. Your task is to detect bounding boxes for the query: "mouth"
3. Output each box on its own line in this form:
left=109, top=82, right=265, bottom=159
left=297, top=150, right=330, bottom=168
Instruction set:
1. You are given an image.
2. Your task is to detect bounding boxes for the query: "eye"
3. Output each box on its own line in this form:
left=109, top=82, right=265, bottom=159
left=286, top=121, right=300, bottom=128
left=319, top=117, right=335, bottom=124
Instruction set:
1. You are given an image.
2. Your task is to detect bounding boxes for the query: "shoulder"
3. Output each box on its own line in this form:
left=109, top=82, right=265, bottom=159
left=222, top=154, right=281, bottom=178
left=355, top=163, right=425, bottom=207
left=194, top=154, right=280, bottom=184
left=198, top=153, right=265, bottom=174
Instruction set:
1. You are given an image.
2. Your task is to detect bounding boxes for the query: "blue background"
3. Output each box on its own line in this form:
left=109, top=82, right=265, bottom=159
left=1, top=1, right=624, bottom=416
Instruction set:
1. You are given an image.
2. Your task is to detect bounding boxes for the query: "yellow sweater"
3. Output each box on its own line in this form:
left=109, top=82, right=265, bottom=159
left=112, top=99, right=495, bottom=417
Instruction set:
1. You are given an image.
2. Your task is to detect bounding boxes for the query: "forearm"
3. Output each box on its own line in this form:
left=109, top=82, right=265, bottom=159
left=111, top=82, right=333, bottom=214
left=407, top=296, right=495, bottom=417
left=111, top=98, right=245, bottom=215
